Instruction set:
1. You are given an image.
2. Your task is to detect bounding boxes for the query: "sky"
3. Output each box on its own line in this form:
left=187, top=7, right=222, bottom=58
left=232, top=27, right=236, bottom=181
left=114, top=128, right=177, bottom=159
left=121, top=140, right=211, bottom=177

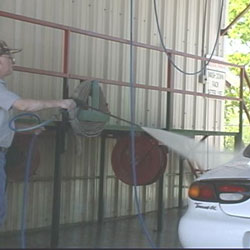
left=224, top=37, right=250, bottom=54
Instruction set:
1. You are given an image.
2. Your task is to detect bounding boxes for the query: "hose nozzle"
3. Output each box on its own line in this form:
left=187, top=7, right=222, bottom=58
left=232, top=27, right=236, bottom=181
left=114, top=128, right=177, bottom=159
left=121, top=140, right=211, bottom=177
left=73, top=98, right=88, bottom=110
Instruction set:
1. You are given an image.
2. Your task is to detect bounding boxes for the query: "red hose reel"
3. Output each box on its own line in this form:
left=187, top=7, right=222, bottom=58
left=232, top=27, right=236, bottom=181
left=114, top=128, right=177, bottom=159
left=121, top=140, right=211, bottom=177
left=5, top=133, right=40, bottom=181
left=111, top=135, right=167, bottom=186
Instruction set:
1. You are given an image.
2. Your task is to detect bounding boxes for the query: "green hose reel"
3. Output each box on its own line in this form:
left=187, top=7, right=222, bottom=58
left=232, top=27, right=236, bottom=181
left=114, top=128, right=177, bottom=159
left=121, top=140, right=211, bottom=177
left=69, top=79, right=109, bottom=137
left=76, top=80, right=109, bottom=123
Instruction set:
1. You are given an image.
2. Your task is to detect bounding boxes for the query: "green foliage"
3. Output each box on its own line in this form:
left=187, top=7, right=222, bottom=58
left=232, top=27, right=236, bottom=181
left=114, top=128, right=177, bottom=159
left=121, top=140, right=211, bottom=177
left=228, top=0, right=250, bottom=45
left=225, top=86, right=238, bottom=123
left=227, top=53, right=250, bottom=75
left=224, top=0, right=250, bottom=149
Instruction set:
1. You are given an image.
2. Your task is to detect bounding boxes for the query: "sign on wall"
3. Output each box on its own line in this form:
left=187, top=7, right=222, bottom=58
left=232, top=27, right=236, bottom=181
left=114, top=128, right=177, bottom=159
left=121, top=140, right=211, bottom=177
left=205, top=55, right=226, bottom=96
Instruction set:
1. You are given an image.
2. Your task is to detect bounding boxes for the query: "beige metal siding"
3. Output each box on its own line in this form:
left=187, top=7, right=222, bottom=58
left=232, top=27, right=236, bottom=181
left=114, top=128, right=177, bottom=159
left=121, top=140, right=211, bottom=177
left=0, top=0, right=226, bottom=231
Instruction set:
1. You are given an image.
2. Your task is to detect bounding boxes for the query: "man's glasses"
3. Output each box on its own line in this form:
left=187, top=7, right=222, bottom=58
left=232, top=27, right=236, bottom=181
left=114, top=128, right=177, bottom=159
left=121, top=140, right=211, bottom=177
left=1, top=54, right=16, bottom=64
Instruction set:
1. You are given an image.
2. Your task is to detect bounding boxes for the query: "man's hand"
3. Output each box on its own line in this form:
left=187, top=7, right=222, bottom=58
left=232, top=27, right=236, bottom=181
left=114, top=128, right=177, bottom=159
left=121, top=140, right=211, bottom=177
left=59, top=99, right=76, bottom=111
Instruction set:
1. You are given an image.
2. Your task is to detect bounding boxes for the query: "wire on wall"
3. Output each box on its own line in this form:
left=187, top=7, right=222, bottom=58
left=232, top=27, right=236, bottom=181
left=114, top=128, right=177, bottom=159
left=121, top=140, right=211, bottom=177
left=153, top=0, right=225, bottom=76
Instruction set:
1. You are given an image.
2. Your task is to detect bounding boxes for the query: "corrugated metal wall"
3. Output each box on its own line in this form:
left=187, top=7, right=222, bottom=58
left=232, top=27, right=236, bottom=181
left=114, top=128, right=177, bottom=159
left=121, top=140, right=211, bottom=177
left=0, top=0, right=226, bottom=232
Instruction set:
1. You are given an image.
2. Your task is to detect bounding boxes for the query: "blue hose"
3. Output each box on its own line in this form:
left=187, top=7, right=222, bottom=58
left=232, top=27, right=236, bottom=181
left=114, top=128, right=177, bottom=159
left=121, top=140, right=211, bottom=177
left=8, top=112, right=54, bottom=132
left=129, top=0, right=156, bottom=248
left=8, top=112, right=54, bottom=248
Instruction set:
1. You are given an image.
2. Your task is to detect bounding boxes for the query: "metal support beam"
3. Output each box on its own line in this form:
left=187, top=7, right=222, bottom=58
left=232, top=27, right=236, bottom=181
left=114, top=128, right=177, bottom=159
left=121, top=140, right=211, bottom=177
left=178, top=158, right=184, bottom=208
left=156, top=175, right=164, bottom=232
left=50, top=123, right=64, bottom=248
left=166, top=53, right=172, bottom=131
left=156, top=53, right=173, bottom=232
left=239, top=69, right=244, bottom=135
left=0, top=10, right=243, bottom=67
left=236, top=68, right=244, bottom=150
left=244, top=69, right=250, bottom=88
left=50, top=29, right=70, bottom=246
left=98, top=134, right=106, bottom=222
left=63, top=30, right=70, bottom=76
left=50, top=74, right=69, bottom=247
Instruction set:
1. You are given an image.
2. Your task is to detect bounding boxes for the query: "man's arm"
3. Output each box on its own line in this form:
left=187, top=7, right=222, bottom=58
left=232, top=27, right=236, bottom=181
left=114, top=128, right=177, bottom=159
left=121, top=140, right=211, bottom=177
left=12, top=99, right=76, bottom=112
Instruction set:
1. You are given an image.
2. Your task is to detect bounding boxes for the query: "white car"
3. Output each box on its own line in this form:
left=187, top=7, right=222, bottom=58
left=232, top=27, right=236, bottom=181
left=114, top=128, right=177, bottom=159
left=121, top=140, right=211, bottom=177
left=178, top=144, right=250, bottom=248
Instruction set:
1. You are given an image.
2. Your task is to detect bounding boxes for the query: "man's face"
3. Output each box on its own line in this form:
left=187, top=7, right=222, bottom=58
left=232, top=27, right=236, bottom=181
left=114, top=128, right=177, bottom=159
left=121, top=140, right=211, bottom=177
left=0, top=54, right=15, bottom=77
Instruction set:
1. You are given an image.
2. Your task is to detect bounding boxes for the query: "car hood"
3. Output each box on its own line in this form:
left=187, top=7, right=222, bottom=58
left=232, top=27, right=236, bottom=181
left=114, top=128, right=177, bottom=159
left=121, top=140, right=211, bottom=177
left=198, top=155, right=250, bottom=181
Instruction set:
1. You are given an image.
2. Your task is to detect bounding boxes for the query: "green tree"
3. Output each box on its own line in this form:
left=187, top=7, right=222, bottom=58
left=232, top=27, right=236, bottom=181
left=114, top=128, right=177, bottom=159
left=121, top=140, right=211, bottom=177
left=228, top=0, right=250, bottom=45
left=224, top=0, right=250, bottom=149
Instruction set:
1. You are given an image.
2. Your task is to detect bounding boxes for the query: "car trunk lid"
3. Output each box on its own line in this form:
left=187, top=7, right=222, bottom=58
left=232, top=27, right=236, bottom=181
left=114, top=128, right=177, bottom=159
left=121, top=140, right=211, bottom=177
left=198, top=157, right=250, bottom=218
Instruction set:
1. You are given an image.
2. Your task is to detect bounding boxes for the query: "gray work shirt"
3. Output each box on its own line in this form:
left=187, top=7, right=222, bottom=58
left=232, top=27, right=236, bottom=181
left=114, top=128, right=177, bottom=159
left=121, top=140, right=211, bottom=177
left=0, top=79, right=20, bottom=148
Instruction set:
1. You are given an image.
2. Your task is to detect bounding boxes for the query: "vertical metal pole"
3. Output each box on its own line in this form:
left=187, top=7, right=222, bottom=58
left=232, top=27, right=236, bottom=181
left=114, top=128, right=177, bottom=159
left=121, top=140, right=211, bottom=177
left=63, top=30, right=70, bottom=77
left=166, top=54, right=172, bottom=130
left=98, top=134, right=106, bottom=222
left=50, top=123, right=65, bottom=248
left=157, top=175, right=164, bottom=231
left=238, top=68, right=244, bottom=146
left=50, top=30, right=70, bottom=248
left=235, top=68, right=244, bottom=150
left=178, top=157, right=184, bottom=208
left=234, top=68, right=244, bottom=151
left=156, top=53, right=173, bottom=232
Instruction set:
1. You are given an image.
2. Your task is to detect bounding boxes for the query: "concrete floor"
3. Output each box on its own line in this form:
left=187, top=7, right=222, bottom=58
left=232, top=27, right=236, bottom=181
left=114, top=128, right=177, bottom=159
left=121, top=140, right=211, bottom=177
left=0, top=208, right=185, bottom=248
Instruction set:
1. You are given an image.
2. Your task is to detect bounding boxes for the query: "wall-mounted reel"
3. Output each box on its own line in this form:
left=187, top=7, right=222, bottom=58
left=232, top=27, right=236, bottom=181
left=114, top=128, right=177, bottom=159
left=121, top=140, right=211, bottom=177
left=5, top=133, right=40, bottom=181
left=111, top=135, right=167, bottom=186
left=69, top=80, right=110, bottom=137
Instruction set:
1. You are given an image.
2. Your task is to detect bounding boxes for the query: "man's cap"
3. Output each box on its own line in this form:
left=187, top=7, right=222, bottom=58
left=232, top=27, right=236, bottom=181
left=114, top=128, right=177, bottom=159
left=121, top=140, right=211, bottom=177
left=0, top=40, right=22, bottom=56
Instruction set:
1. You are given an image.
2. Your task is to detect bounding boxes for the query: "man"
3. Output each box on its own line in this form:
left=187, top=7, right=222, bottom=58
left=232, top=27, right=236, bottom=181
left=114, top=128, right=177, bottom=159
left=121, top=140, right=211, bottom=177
left=0, top=40, right=76, bottom=224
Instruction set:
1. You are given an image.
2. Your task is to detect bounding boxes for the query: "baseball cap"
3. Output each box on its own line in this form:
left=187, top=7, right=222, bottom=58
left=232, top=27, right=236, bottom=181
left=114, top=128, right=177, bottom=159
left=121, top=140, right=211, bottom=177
left=0, top=40, right=22, bottom=56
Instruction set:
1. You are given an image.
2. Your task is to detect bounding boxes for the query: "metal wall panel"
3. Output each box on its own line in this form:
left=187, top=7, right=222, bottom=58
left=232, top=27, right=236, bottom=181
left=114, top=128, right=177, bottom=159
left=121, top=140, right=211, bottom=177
left=0, top=0, right=227, bottom=231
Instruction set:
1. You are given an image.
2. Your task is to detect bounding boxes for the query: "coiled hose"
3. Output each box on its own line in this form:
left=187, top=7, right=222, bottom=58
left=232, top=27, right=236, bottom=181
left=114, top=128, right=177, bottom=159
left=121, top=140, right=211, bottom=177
left=68, top=80, right=109, bottom=137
